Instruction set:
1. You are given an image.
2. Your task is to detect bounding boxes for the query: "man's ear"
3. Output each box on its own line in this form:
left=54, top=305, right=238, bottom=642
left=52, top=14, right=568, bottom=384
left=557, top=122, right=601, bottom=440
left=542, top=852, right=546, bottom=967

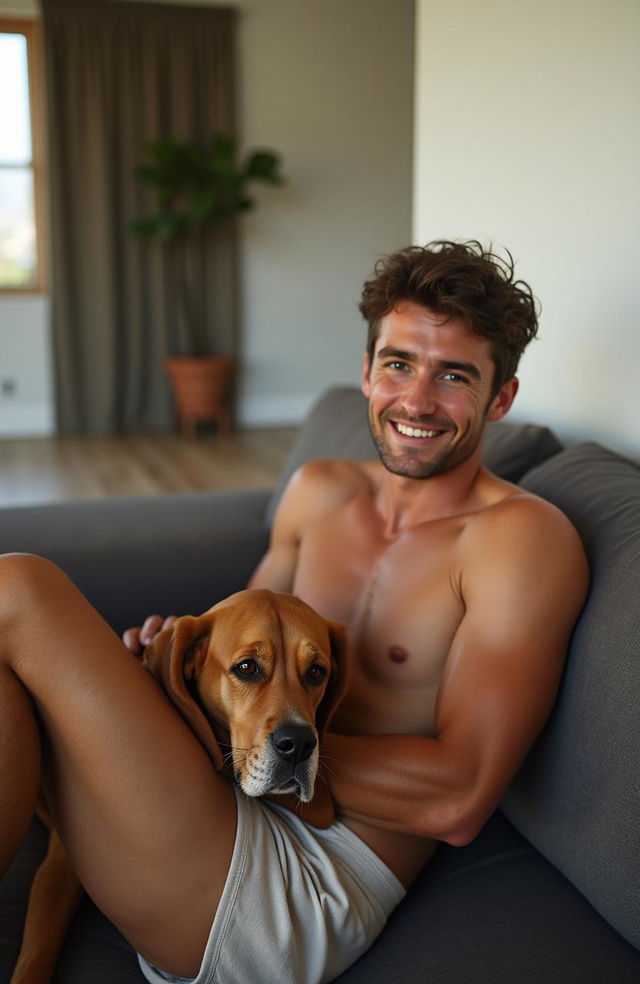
left=361, top=353, right=371, bottom=397
left=487, top=377, right=519, bottom=422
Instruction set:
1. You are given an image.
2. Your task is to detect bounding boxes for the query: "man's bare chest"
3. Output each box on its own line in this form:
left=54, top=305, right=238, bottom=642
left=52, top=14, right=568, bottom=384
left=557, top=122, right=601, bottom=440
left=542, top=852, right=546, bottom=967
left=292, top=499, right=467, bottom=732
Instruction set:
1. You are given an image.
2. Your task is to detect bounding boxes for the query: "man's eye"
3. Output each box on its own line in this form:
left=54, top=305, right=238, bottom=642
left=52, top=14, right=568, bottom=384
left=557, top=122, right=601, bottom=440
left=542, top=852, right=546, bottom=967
left=386, top=361, right=409, bottom=372
left=306, top=663, right=327, bottom=686
left=233, top=659, right=260, bottom=678
left=441, top=372, right=468, bottom=383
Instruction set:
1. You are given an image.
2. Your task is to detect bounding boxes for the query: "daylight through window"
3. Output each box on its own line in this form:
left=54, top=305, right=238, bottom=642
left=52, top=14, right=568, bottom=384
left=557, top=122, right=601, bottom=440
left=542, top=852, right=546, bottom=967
left=0, top=21, right=43, bottom=291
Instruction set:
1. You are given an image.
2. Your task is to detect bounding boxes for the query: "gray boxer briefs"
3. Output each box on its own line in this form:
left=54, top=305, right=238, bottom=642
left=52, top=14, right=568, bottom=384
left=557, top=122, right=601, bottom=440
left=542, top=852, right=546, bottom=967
left=137, top=785, right=405, bottom=984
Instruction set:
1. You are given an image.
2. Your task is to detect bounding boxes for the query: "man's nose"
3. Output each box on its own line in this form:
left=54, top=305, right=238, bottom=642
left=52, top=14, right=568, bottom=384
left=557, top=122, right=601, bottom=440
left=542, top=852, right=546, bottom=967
left=400, top=376, right=437, bottom=418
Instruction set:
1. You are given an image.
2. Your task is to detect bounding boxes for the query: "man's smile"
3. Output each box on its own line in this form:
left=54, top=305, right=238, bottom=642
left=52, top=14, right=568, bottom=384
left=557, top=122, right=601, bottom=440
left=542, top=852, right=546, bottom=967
left=392, top=421, right=447, bottom=440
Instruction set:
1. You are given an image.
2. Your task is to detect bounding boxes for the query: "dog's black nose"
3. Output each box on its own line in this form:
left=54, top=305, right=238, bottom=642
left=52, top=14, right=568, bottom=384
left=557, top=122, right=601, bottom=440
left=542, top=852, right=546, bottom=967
left=271, top=723, right=316, bottom=764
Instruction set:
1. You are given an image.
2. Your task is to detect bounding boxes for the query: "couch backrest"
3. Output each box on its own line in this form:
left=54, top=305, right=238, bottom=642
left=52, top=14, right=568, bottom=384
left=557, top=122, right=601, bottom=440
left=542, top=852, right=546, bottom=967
left=265, top=386, right=563, bottom=525
left=501, top=442, right=640, bottom=951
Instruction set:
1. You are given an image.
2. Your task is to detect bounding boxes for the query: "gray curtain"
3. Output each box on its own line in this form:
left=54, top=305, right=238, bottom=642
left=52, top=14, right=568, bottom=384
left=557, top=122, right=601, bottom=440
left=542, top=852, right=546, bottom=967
left=41, top=0, right=236, bottom=433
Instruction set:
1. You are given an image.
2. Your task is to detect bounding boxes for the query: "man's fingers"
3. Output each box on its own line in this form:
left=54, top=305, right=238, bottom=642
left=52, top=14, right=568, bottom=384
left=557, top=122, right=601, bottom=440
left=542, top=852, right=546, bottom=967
left=122, top=615, right=176, bottom=654
left=122, top=626, right=142, bottom=654
left=140, top=615, right=170, bottom=646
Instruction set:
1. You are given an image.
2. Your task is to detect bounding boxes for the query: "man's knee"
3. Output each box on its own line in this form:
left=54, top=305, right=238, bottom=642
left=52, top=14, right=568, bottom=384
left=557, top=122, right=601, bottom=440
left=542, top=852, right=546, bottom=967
left=0, top=553, right=73, bottom=623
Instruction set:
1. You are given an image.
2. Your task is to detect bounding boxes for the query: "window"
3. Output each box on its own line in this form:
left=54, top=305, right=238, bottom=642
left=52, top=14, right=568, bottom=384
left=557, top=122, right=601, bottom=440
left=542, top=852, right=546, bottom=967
left=0, top=19, right=45, bottom=292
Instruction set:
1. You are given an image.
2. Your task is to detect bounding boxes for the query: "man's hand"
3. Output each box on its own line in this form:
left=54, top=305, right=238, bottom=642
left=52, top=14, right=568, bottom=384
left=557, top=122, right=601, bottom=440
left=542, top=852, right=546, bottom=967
left=122, top=615, right=177, bottom=656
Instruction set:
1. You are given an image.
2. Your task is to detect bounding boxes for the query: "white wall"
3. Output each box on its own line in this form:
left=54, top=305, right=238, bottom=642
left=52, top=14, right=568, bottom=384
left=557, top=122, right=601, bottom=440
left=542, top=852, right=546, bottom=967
left=0, top=295, right=53, bottom=434
left=414, top=0, right=640, bottom=456
left=0, top=0, right=414, bottom=433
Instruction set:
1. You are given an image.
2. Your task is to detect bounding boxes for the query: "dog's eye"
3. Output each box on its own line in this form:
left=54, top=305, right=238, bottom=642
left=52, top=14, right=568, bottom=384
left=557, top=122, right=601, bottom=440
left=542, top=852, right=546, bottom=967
left=306, top=663, right=327, bottom=686
left=233, top=658, right=260, bottom=678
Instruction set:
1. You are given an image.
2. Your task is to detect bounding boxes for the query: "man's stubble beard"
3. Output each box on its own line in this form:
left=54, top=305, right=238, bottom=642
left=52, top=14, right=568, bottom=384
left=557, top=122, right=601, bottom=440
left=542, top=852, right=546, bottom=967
left=368, top=412, right=485, bottom=480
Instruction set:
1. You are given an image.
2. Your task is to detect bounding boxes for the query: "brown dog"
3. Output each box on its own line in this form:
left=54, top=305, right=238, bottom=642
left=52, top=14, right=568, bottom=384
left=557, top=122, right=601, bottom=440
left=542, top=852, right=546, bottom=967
left=11, top=589, right=348, bottom=984
left=140, top=588, right=349, bottom=811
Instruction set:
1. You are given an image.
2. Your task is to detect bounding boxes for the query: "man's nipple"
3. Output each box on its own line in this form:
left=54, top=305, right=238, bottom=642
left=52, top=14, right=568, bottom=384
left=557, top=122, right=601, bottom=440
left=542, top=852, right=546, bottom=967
left=389, top=645, right=409, bottom=664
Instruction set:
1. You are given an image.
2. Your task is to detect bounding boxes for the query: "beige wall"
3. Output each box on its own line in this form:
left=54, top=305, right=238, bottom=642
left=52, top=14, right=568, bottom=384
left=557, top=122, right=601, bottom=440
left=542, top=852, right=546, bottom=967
left=414, top=0, right=640, bottom=455
left=0, top=0, right=414, bottom=432
left=237, top=0, right=414, bottom=423
left=0, top=1, right=36, bottom=12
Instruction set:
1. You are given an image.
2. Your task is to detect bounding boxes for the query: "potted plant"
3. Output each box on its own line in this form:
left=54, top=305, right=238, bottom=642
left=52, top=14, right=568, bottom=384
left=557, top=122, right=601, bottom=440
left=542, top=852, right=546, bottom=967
left=131, top=134, right=285, bottom=434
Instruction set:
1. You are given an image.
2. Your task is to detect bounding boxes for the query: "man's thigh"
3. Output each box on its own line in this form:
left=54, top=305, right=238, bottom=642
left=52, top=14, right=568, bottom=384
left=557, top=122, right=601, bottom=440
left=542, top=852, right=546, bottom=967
left=5, top=556, right=237, bottom=978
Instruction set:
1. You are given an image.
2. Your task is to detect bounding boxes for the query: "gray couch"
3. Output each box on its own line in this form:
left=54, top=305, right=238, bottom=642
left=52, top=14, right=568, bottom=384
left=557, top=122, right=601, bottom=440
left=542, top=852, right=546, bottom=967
left=1, top=386, right=639, bottom=983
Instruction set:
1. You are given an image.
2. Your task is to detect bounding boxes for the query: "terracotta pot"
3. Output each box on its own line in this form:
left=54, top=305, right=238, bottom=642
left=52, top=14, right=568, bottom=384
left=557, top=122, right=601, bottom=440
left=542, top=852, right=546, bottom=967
left=165, top=355, right=235, bottom=436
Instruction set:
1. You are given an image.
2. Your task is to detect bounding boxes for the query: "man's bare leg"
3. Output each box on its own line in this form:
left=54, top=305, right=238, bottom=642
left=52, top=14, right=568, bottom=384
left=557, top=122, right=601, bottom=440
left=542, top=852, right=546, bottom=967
left=0, top=554, right=237, bottom=979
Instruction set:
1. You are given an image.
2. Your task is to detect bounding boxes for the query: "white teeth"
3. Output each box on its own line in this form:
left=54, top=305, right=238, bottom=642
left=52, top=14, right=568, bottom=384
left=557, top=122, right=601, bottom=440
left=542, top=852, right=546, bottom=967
left=396, top=422, right=440, bottom=438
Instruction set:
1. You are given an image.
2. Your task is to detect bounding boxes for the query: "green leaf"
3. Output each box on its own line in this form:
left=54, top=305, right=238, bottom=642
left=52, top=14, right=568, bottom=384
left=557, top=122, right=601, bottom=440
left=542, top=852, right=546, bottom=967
left=131, top=133, right=285, bottom=241
left=131, top=212, right=187, bottom=240
left=210, top=133, right=235, bottom=162
left=244, top=150, right=283, bottom=184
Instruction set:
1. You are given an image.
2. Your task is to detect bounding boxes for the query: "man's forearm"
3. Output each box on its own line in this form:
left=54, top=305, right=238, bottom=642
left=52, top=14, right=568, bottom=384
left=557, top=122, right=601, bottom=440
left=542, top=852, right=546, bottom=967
left=322, top=732, right=481, bottom=845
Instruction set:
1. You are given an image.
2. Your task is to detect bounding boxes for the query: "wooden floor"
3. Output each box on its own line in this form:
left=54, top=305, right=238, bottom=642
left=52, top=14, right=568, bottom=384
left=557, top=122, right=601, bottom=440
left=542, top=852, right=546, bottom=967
left=0, top=426, right=298, bottom=507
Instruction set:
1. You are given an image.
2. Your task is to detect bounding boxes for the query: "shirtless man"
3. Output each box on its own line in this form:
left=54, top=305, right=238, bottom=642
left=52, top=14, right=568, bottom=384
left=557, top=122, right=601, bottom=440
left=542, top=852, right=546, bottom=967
left=0, top=241, right=587, bottom=984
left=243, top=241, right=589, bottom=885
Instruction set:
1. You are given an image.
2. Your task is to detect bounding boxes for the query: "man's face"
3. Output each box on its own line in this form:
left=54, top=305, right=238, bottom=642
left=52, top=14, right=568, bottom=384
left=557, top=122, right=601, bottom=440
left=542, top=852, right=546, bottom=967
left=361, top=302, right=517, bottom=480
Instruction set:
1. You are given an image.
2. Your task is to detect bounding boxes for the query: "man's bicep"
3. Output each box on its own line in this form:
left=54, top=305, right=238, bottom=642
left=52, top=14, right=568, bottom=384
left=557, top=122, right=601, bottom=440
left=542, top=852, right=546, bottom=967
left=434, top=626, right=565, bottom=824
left=248, top=460, right=359, bottom=593
left=247, top=488, right=302, bottom=593
left=247, top=464, right=319, bottom=592
left=248, top=542, right=298, bottom=592
left=433, top=506, right=588, bottom=833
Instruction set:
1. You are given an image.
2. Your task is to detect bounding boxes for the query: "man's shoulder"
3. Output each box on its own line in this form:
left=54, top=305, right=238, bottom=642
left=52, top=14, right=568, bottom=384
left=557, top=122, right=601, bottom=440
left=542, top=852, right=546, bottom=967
left=478, top=481, right=573, bottom=529
left=456, top=481, right=589, bottom=649
left=279, top=458, right=377, bottom=522
left=464, top=480, right=588, bottom=576
left=290, top=457, right=376, bottom=498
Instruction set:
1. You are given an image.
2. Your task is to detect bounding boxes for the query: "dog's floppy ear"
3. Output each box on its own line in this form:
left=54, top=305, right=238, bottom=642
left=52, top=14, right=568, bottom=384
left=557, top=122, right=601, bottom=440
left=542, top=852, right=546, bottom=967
left=315, top=618, right=350, bottom=736
left=139, top=614, right=223, bottom=771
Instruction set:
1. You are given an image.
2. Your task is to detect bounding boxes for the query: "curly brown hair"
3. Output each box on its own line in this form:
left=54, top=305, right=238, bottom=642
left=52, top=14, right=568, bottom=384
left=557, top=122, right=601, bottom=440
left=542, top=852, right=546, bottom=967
left=359, top=241, right=539, bottom=397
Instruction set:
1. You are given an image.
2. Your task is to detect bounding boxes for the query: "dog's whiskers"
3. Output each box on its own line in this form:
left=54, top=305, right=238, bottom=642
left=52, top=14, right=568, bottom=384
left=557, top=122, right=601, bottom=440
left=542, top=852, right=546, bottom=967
left=317, top=754, right=337, bottom=779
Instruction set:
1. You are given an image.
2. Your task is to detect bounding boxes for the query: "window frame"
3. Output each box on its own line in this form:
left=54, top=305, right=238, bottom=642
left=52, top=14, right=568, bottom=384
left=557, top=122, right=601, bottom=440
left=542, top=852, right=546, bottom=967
left=0, top=17, right=47, bottom=295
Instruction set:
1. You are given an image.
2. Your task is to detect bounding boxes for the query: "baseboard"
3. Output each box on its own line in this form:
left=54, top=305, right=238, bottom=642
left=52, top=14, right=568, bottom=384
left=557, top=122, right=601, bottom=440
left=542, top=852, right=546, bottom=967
left=0, top=404, right=55, bottom=437
left=0, top=395, right=315, bottom=435
left=237, top=392, right=316, bottom=428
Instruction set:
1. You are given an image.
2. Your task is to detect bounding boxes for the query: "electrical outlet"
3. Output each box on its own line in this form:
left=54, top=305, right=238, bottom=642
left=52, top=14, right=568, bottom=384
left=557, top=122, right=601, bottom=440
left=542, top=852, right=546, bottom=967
left=1, top=378, right=17, bottom=397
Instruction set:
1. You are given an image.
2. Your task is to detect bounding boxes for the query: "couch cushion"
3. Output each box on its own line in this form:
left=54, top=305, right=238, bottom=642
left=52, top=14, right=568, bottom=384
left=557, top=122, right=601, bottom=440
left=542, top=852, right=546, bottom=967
left=0, top=819, right=145, bottom=983
left=265, top=386, right=563, bottom=525
left=336, top=811, right=639, bottom=983
left=482, top=417, right=563, bottom=481
left=265, top=388, right=377, bottom=526
left=501, top=442, right=640, bottom=951
left=0, top=489, right=270, bottom=636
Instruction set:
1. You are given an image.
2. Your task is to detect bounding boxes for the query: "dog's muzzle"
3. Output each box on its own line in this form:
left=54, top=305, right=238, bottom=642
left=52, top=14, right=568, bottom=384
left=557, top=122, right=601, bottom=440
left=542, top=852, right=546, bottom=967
left=269, top=722, right=318, bottom=800
left=237, top=722, right=319, bottom=801
left=271, top=722, right=317, bottom=765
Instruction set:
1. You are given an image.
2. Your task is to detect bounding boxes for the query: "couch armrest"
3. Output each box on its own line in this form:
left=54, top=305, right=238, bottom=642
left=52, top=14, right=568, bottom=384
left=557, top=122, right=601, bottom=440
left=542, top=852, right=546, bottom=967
left=0, top=488, right=271, bottom=636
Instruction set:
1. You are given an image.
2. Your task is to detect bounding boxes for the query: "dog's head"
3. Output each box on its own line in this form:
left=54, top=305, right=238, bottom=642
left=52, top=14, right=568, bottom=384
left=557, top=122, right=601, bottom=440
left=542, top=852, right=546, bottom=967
left=140, top=589, right=348, bottom=802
